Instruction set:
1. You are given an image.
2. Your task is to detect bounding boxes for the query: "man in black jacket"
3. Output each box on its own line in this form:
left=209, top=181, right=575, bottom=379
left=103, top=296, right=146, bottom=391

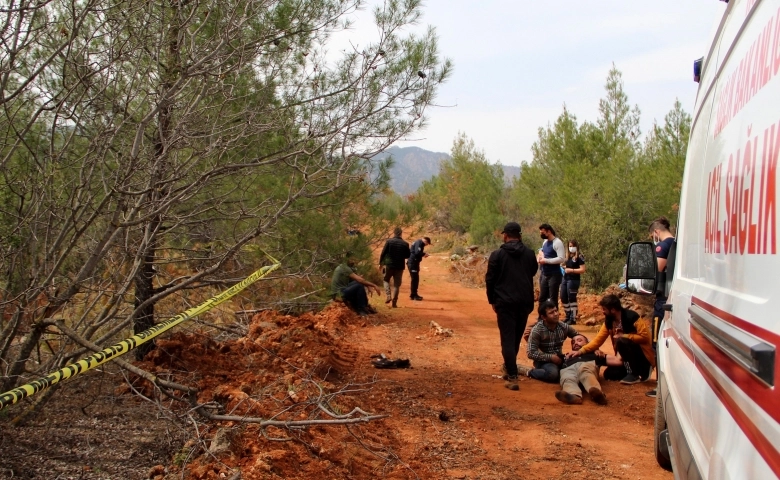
left=379, top=227, right=411, bottom=308
left=407, top=236, right=431, bottom=301
left=486, top=222, right=538, bottom=391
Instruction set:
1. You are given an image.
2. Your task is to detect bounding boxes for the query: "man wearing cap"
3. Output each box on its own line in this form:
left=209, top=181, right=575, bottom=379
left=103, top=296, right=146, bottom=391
left=407, top=236, right=431, bottom=301
left=486, top=222, right=538, bottom=391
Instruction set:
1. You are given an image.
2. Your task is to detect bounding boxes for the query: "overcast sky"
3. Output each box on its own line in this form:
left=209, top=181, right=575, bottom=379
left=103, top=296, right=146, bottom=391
left=332, top=0, right=728, bottom=166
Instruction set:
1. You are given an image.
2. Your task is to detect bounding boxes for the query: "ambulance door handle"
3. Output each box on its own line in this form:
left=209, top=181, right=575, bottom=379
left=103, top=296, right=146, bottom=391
left=689, top=303, right=775, bottom=386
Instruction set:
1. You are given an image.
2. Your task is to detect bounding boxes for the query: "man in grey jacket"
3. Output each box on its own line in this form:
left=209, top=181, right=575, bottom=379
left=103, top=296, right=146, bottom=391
left=486, top=222, right=538, bottom=391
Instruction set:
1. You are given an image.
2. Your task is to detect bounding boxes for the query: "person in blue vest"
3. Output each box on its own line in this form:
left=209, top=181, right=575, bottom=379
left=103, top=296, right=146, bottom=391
left=537, top=223, right=566, bottom=310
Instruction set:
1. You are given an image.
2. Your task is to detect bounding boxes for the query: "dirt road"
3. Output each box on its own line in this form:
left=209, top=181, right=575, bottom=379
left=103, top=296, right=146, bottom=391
left=354, top=253, right=670, bottom=480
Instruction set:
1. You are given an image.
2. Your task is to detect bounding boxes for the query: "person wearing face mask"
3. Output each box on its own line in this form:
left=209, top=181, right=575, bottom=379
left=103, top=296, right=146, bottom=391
left=568, top=294, right=654, bottom=385
left=536, top=223, right=566, bottom=310
left=646, top=216, right=675, bottom=397
left=561, top=240, right=586, bottom=325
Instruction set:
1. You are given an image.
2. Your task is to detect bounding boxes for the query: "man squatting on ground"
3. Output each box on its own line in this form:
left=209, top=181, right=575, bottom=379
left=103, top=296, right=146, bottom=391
left=407, top=236, right=431, bottom=301
left=485, top=222, right=538, bottom=391
left=330, top=253, right=382, bottom=316
left=555, top=334, right=622, bottom=405
left=568, top=294, right=655, bottom=384
left=523, top=300, right=579, bottom=383
left=378, top=227, right=411, bottom=308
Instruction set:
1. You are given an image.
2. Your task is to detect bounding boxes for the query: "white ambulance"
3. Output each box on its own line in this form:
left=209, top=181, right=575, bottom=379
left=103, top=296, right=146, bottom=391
left=625, top=0, right=780, bottom=478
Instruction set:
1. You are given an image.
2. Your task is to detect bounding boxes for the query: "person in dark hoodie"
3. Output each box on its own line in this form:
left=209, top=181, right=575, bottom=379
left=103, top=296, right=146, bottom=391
left=485, top=222, right=538, bottom=391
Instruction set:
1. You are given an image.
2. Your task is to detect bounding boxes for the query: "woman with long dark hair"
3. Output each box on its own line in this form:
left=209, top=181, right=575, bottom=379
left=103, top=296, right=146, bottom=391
left=561, top=239, right=586, bottom=325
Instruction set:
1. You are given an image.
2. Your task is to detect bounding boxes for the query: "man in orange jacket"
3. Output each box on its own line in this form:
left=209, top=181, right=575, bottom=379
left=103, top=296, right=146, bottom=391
left=567, top=294, right=654, bottom=384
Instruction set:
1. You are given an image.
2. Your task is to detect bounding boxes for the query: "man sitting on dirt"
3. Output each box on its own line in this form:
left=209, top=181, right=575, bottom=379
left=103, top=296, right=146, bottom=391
left=522, top=300, right=579, bottom=383
left=567, top=294, right=655, bottom=384
left=555, top=334, right=619, bottom=405
left=330, top=252, right=382, bottom=317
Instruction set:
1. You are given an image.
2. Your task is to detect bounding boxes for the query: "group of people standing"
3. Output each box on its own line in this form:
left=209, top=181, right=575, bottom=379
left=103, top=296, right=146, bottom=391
left=330, top=227, right=430, bottom=315
left=486, top=219, right=670, bottom=405
left=537, top=223, right=586, bottom=325
left=376, top=227, right=431, bottom=307
left=331, top=217, right=673, bottom=406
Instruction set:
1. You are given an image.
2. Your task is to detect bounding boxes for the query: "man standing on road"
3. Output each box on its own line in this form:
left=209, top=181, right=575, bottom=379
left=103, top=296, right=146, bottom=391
left=568, top=294, right=655, bottom=384
left=407, top=236, right=431, bottom=301
left=646, top=216, right=675, bottom=398
left=331, top=253, right=382, bottom=316
left=379, top=227, right=411, bottom=308
left=537, top=223, right=566, bottom=309
left=485, top=222, right=538, bottom=391
left=523, top=300, right=579, bottom=383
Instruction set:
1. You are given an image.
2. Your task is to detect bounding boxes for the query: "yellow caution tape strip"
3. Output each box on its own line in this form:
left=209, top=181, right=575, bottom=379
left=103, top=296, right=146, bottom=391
left=0, top=259, right=280, bottom=410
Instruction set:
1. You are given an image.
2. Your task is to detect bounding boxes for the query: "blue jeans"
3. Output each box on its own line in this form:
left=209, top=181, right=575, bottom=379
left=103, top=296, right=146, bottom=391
left=530, top=360, right=560, bottom=382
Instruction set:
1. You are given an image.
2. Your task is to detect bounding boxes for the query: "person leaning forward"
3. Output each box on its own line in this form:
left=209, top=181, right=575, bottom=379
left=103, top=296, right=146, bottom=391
left=485, top=221, right=538, bottom=391
left=378, top=227, right=411, bottom=308
left=407, top=236, right=431, bottom=301
left=331, top=253, right=382, bottom=316
left=524, top=300, right=579, bottom=383
left=568, top=294, right=655, bottom=384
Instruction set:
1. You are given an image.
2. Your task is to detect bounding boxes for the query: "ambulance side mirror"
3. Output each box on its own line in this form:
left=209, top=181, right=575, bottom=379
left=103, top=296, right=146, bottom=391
left=625, top=242, right=658, bottom=296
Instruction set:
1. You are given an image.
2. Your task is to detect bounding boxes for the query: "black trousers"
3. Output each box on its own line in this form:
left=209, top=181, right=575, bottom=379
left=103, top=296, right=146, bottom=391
left=409, top=269, right=420, bottom=297
left=341, top=281, right=368, bottom=312
left=605, top=337, right=652, bottom=379
left=495, top=302, right=533, bottom=377
left=539, top=272, right=562, bottom=309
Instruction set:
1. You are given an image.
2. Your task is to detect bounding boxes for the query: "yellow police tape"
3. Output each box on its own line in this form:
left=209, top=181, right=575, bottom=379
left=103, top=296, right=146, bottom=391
left=0, top=259, right=280, bottom=411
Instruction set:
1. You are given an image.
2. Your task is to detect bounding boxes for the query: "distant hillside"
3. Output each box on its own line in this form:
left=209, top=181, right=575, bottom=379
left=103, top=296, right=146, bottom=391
left=374, top=146, right=521, bottom=196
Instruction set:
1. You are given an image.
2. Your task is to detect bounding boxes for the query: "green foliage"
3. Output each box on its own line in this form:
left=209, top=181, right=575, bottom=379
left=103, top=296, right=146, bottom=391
left=419, top=133, right=505, bottom=243
left=508, top=67, right=691, bottom=289
left=0, top=0, right=452, bottom=399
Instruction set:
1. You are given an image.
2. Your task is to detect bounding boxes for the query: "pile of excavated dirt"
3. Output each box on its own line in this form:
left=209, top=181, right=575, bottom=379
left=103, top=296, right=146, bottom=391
left=128, top=303, right=420, bottom=480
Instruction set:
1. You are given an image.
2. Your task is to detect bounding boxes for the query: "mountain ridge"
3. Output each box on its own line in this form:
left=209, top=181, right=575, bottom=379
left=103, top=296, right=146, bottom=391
left=375, top=145, right=521, bottom=195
